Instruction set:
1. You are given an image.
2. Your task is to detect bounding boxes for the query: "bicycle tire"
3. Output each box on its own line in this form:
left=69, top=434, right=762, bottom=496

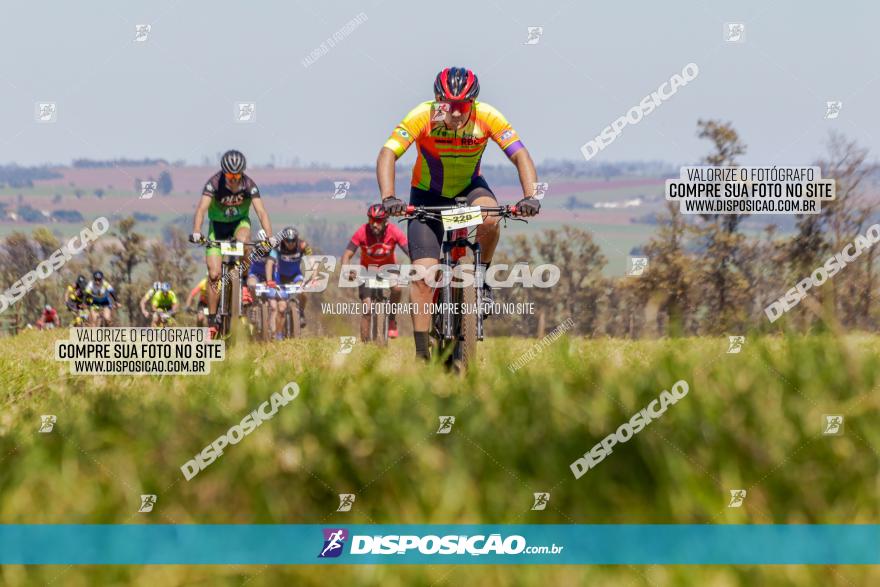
left=218, top=266, right=231, bottom=336
left=230, top=264, right=242, bottom=325
left=371, top=296, right=388, bottom=346
left=454, top=281, right=478, bottom=370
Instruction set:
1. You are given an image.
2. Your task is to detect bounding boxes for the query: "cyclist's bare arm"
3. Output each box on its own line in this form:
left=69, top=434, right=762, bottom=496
left=301, top=241, right=318, bottom=282
left=377, top=147, right=398, bottom=199
left=185, top=288, right=198, bottom=308
left=139, top=293, right=151, bottom=314
left=251, top=198, right=273, bottom=237
left=192, top=194, right=212, bottom=234
left=509, top=148, right=538, bottom=198
left=340, top=247, right=356, bottom=269
left=265, top=258, right=275, bottom=282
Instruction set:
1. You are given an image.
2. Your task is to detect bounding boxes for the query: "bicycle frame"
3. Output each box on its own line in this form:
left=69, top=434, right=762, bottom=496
left=362, top=274, right=391, bottom=344
left=401, top=201, right=524, bottom=368
left=437, top=228, right=484, bottom=341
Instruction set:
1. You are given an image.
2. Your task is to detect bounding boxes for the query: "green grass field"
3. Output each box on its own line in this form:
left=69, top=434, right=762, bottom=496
left=1, top=332, right=878, bottom=585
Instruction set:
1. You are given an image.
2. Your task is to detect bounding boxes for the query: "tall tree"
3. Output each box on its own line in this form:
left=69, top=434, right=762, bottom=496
left=108, top=217, right=146, bottom=323
left=158, top=170, right=173, bottom=195
left=692, top=119, right=750, bottom=334
left=632, top=202, right=693, bottom=336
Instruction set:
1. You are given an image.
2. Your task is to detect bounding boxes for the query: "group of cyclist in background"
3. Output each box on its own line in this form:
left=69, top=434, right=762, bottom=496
left=47, top=271, right=119, bottom=328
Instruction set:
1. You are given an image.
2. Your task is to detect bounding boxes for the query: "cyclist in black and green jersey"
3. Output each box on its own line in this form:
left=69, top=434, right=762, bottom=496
left=189, top=150, right=273, bottom=327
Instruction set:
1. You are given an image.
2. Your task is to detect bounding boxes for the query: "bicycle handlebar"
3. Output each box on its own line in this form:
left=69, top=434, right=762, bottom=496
left=190, top=238, right=264, bottom=247
left=401, top=204, right=522, bottom=217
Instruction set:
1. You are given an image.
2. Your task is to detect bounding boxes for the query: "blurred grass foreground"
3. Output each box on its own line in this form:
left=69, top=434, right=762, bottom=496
left=0, top=330, right=878, bottom=586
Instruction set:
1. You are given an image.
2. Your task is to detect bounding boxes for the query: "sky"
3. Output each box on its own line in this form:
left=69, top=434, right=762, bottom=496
left=1, top=0, right=878, bottom=169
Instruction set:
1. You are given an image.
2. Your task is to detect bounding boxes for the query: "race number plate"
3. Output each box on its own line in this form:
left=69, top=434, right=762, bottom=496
left=202, top=307, right=209, bottom=316
left=367, top=277, right=390, bottom=289
left=255, top=284, right=269, bottom=296
left=441, top=206, right=483, bottom=231
left=220, top=241, right=245, bottom=256
left=283, top=283, right=303, bottom=295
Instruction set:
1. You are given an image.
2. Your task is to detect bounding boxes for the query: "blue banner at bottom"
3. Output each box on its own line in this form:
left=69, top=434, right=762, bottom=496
left=1, top=525, right=878, bottom=564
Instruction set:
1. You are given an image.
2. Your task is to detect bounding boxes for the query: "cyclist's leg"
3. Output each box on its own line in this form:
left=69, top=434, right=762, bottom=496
left=232, top=221, right=252, bottom=307
left=390, top=284, right=402, bottom=305
left=407, top=187, right=446, bottom=358
left=267, top=299, right=278, bottom=336
left=205, top=220, right=228, bottom=316
left=292, top=273, right=307, bottom=317
left=234, top=219, right=251, bottom=261
left=464, top=177, right=500, bottom=264
left=277, top=299, right=287, bottom=334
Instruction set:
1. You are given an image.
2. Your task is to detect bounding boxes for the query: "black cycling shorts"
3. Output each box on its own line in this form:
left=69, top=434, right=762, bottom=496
left=407, top=176, right=496, bottom=261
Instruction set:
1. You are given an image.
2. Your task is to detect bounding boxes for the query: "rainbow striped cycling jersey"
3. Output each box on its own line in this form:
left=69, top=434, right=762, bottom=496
left=383, top=101, right=524, bottom=196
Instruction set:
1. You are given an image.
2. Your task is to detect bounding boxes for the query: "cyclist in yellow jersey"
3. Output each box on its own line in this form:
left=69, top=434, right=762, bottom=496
left=139, top=281, right=163, bottom=323
left=186, top=277, right=209, bottom=327
left=377, top=67, right=541, bottom=359
left=147, top=282, right=178, bottom=326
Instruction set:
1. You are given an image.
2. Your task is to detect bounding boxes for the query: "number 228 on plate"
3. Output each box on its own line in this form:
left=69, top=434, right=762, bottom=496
left=441, top=206, right=483, bottom=231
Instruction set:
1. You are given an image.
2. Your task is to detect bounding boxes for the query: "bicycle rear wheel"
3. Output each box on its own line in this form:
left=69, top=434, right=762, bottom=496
left=229, top=264, right=242, bottom=322
left=454, top=282, right=478, bottom=370
left=217, top=266, right=232, bottom=337
left=370, top=296, right=388, bottom=346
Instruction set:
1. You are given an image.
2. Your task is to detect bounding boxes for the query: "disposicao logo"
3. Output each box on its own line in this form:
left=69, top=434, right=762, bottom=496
left=319, top=528, right=348, bottom=558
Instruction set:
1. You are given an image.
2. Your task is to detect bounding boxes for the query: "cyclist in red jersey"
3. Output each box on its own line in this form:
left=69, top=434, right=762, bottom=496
left=36, top=305, right=60, bottom=330
left=340, top=204, right=409, bottom=339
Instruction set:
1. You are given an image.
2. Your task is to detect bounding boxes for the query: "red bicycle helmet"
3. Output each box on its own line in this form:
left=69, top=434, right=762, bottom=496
left=367, top=203, right=388, bottom=221
left=434, top=67, right=480, bottom=101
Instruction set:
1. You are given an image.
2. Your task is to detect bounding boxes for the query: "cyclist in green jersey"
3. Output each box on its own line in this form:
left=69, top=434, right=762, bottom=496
left=189, top=150, right=273, bottom=328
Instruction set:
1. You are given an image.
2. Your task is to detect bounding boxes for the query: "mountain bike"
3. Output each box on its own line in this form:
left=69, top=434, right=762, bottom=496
left=155, top=310, right=176, bottom=328
left=252, top=281, right=304, bottom=340
left=191, top=238, right=259, bottom=338
left=71, top=307, right=89, bottom=328
left=277, top=281, right=304, bottom=339
left=249, top=282, right=273, bottom=342
left=401, top=200, right=525, bottom=370
left=89, top=304, right=114, bottom=327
